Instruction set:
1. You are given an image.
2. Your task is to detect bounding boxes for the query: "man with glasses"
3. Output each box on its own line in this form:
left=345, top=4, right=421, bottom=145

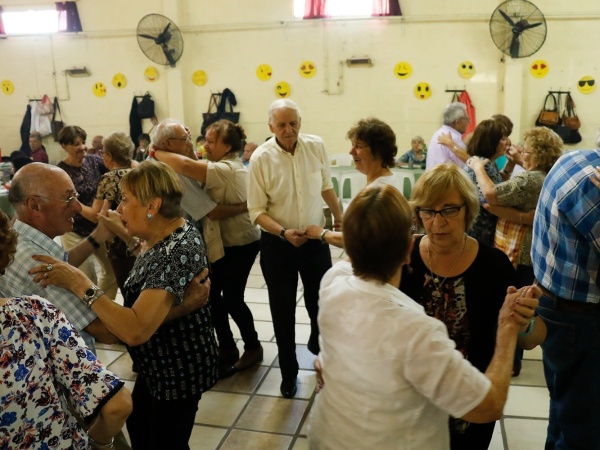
left=426, top=102, right=470, bottom=170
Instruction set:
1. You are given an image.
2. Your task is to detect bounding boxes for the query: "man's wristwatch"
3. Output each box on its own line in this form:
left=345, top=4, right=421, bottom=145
left=320, top=228, right=329, bottom=243
left=279, top=228, right=287, bottom=241
left=81, top=285, right=104, bottom=308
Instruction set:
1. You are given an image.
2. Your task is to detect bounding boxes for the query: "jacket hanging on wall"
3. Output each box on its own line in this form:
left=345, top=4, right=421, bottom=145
left=136, top=92, right=155, bottom=119
left=129, top=97, right=143, bottom=148
left=458, top=90, right=476, bottom=138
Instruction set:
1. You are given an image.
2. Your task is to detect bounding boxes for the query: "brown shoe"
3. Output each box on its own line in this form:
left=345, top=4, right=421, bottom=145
left=234, top=345, right=264, bottom=371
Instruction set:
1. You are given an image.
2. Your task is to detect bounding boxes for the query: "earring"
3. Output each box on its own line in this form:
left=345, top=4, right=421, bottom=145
left=147, top=213, right=152, bottom=219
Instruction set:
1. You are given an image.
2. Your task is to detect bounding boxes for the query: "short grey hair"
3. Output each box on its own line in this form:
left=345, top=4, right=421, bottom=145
left=443, top=102, right=468, bottom=126
left=152, top=119, right=184, bottom=148
left=268, top=99, right=302, bottom=123
left=411, top=135, right=425, bottom=144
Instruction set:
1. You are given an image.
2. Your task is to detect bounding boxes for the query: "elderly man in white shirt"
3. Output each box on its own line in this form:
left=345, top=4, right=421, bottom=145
left=247, top=99, right=343, bottom=398
left=426, top=102, right=470, bottom=170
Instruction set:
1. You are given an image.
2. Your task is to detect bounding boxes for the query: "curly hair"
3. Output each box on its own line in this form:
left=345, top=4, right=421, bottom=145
left=103, top=132, right=133, bottom=166
left=346, top=117, right=398, bottom=169
left=523, top=127, right=563, bottom=173
left=0, top=211, right=17, bottom=269
left=206, top=120, right=247, bottom=154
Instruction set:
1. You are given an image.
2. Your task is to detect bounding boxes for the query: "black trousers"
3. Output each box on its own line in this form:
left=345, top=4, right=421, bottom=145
left=210, top=240, right=261, bottom=351
left=259, top=232, right=332, bottom=380
left=126, top=376, right=202, bottom=450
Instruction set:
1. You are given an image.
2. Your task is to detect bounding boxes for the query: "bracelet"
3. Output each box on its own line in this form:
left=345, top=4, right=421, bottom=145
left=127, top=237, right=141, bottom=253
left=320, top=229, right=329, bottom=243
left=87, top=290, right=104, bottom=308
left=518, top=318, right=536, bottom=337
left=88, top=435, right=114, bottom=449
left=87, top=235, right=100, bottom=249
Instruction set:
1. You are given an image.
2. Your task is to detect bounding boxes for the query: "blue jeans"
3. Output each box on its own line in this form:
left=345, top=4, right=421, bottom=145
left=538, top=295, right=600, bottom=449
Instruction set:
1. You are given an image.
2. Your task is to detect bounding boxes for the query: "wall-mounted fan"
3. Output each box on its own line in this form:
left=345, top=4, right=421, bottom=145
left=137, top=14, right=184, bottom=68
left=489, top=0, right=546, bottom=59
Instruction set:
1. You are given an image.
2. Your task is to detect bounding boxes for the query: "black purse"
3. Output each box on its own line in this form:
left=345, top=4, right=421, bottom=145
left=200, top=88, right=240, bottom=136
left=51, top=97, right=65, bottom=142
left=137, top=92, right=155, bottom=119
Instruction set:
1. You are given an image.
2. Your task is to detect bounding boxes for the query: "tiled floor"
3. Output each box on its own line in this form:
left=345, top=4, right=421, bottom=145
left=98, top=245, right=550, bottom=449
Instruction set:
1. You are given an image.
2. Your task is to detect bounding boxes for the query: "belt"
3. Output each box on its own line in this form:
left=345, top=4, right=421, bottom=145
left=539, top=286, right=600, bottom=312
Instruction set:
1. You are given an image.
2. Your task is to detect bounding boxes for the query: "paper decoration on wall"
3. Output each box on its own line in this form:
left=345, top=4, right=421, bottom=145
left=530, top=60, right=549, bottom=78
left=299, top=61, right=316, bottom=79
left=458, top=61, right=476, bottom=79
left=414, top=82, right=431, bottom=100
left=275, top=81, right=291, bottom=98
left=393, top=62, right=412, bottom=79
left=92, top=82, right=107, bottom=98
left=192, top=70, right=207, bottom=86
left=144, top=66, right=159, bottom=82
left=112, top=73, right=127, bottom=89
left=256, top=64, right=272, bottom=81
left=577, top=76, right=595, bottom=94
left=1, top=80, right=14, bottom=95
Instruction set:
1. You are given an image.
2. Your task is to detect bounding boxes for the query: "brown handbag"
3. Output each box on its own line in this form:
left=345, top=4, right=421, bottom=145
left=562, top=93, right=581, bottom=130
left=535, top=93, right=559, bottom=127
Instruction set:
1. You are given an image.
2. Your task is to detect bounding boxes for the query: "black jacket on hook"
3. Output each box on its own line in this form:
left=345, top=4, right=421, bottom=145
left=129, top=97, right=142, bottom=148
left=19, top=105, right=32, bottom=156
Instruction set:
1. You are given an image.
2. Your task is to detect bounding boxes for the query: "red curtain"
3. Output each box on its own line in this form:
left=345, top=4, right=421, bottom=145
left=304, top=0, right=328, bottom=19
left=372, top=0, right=402, bottom=16
left=56, top=2, right=82, bottom=32
left=0, top=6, right=6, bottom=35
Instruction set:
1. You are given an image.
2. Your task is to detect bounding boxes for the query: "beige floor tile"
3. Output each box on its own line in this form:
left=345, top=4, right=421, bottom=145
left=195, top=391, right=251, bottom=426
left=274, top=344, right=317, bottom=371
left=235, top=395, right=309, bottom=434
left=510, top=360, right=546, bottom=388
left=525, top=346, right=543, bottom=361
left=107, top=352, right=138, bottom=381
left=244, top=287, right=270, bottom=303
left=96, top=348, right=125, bottom=366
left=504, top=418, right=548, bottom=449
left=488, top=422, right=503, bottom=450
left=229, top=319, right=274, bottom=341
left=295, top=323, right=311, bottom=344
left=214, top=365, right=269, bottom=394
left=245, top=274, right=266, bottom=288
left=256, top=368, right=317, bottom=400
left=295, top=306, right=311, bottom=324
left=292, top=437, right=309, bottom=450
left=504, top=386, right=550, bottom=418
left=189, top=425, right=228, bottom=450
left=250, top=263, right=263, bottom=276
left=247, top=302, right=273, bottom=321
left=329, top=247, right=345, bottom=258
left=220, top=429, right=292, bottom=450
left=234, top=340, right=279, bottom=366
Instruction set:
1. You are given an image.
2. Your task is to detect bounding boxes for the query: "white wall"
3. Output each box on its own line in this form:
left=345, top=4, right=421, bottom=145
left=0, top=0, right=599, bottom=162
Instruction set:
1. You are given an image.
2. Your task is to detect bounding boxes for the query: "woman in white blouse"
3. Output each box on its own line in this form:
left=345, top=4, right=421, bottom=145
left=154, top=120, right=263, bottom=376
left=308, top=184, right=540, bottom=450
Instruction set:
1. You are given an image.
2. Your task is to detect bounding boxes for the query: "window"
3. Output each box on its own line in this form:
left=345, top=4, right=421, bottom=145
left=294, top=0, right=374, bottom=18
left=2, top=8, right=59, bottom=34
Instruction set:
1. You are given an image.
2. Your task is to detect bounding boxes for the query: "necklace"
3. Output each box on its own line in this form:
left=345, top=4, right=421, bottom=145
left=426, top=234, right=467, bottom=291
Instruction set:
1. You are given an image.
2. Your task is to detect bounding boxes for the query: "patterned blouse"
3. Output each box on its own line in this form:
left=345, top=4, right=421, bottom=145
left=58, top=155, right=107, bottom=237
left=465, top=157, right=504, bottom=246
left=0, top=296, right=124, bottom=450
left=123, top=221, right=219, bottom=401
left=95, top=167, right=130, bottom=209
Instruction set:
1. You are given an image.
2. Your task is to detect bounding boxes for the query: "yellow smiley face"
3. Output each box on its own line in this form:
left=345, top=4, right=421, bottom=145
left=275, top=81, right=291, bottom=98
left=92, top=82, right=107, bottom=98
left=530, top=60, right=549, bottom=78
left=1, top=80, right=14, bottom=95
left=256, top=64, right=273, bottom=81
left=112, top=73, right=127, bottom=89
left=144, top=66, right=159, bottom=82
left=192, top=70, right=207, bottom=86
left=414, top=82, right=431, bottom=100
left=299, top=61, right=316, bottom=79
left=458, top=61, right=476, bottom=79
left=577, top=76, right=596, bottom=94
left=393, top=61, right=412, bottom=79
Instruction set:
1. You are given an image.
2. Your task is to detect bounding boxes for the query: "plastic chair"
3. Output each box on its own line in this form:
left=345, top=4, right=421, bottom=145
left=331, top=153, right=353, bottom=167
left=341, top=171, right=367, bottom=210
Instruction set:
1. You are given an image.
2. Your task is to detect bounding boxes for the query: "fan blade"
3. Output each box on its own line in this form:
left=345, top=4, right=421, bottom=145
left=509, top=34, right=520, bottom=58
left=138, top=33, right=158, bottom=41
left=522, top=22, right=543, bottom=31
left=158, top=22, right=172, bottom=41
left=498, top=9, right=515, bottom=27
left=162, top=44, right=177, bottom=67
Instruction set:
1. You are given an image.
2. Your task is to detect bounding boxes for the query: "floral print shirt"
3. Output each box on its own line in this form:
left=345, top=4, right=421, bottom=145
left=123, top=221, right=219, bottom=401
left=0, top=296, right=124, bottom=449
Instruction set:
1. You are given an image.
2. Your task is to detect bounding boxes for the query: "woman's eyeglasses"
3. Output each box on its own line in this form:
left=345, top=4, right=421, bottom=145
left=417, top=205, right=465, bottom=220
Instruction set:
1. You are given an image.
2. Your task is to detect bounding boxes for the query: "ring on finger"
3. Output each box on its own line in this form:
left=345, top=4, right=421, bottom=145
left=46, top=264, right=53, bottom=272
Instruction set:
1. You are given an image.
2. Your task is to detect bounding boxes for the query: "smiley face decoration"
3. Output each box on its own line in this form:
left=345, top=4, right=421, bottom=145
left=299, top=61, right=316, bottom=79
left=274, top=81, right=291, bottom=98
left=577, top=76, right=596, bottom=94
left=414, top=82, right=432, bottom=100
left=393, top=62, right=412, bottom=80
left=530, top=60, right=549, bottom=78
left=1, top=80, right=14, bottom=95
left=256, top=64, right=273, bottom=81
left=92, top=82, right=107, bottom=98
left=458, top=61, right=476, bottom=79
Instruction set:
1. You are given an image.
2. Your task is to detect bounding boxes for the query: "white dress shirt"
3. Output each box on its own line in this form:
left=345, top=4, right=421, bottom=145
left=426, top=124, right=467, bottom=170
left=247, top=134, right=333, bottom=230
left=309, top=261, right=491, bottom=450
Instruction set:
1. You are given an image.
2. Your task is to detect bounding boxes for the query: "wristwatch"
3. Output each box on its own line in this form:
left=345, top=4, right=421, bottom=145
left=81, top=285, right=104, bottom=307
left=279, top=228, right=287, bottom=241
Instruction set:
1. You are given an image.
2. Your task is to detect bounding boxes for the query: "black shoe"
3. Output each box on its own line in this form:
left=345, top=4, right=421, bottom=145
left=218, top=364, right=237, bottom=380
left=512, top=363, right=522, bottom=377
left=307, top=334, right=320, bottom=355
left=280, top=378, right=298, bottom=399
left=234, top=345, right=264, bottom=371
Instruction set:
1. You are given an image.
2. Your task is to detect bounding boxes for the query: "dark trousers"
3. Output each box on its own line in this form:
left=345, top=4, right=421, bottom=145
left=126, top=376, right=202, bottom=450
left=259, top=232, right=332, bottom=380
left=210, top=240, right=261, bottom=351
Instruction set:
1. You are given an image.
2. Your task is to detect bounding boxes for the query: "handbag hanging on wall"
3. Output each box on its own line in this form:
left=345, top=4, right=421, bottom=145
left=200, top=88, right=240, bottom=137
left=51, top=97, right=65, bottom=142
left=137, top=92, right=155, bottom=119
left=554, top=93, right=582, bottom=145
left=535, top=93, right=559, bottom=127
left=562, top=93, right=581, bottom=130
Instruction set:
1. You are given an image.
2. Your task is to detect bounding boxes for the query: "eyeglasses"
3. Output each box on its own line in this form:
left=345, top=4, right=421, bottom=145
left=417, top=205, right=465, bottom=220
left=34, top=192, right=79, bottom=206
left=168, top=135, right=190, bottom=142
